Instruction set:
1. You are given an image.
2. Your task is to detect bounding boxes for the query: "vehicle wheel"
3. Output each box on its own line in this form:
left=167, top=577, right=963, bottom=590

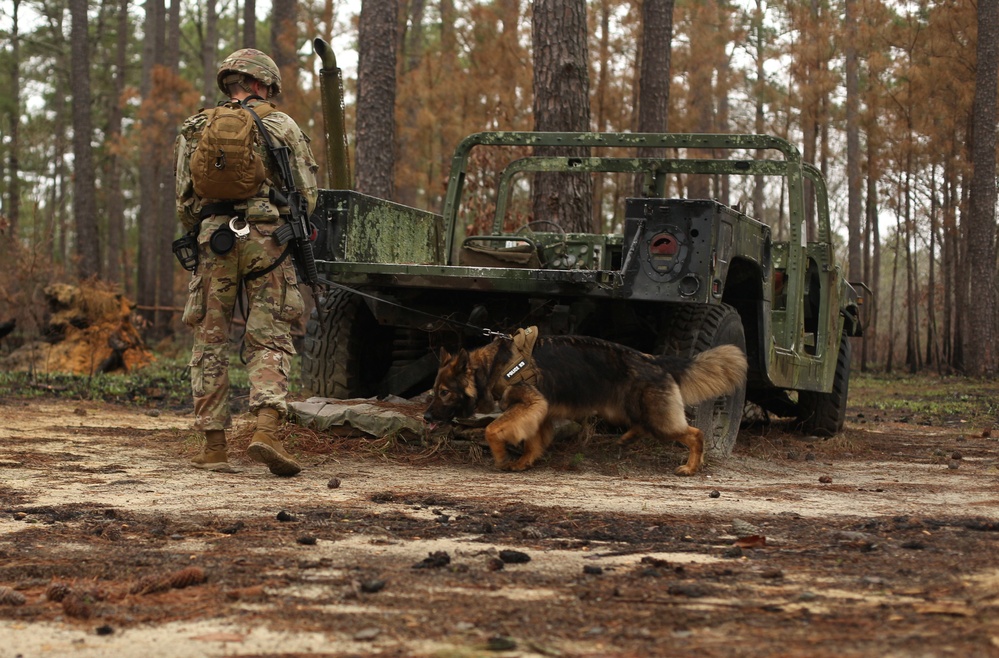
left=797, top=332, right=851, bottom=437
left=301, top=288, right=393, bottom=398
left=657, top=304, right=748, bottom=460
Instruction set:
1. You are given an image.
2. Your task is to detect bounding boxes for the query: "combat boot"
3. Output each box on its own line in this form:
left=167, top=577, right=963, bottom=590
left=246, top=408, right=302, bottom=477
left=191, top=430, right=238, bottom=473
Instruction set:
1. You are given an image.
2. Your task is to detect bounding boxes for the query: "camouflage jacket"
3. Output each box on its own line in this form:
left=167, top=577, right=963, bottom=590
left=175, top=97, right=319, bottom=232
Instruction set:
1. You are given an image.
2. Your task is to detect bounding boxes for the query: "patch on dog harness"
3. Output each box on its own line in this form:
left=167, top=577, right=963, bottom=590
left=504, top=326, right=540, bottom=385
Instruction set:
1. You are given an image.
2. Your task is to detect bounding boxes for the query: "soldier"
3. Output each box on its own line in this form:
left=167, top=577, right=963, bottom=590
left=175, top=48, right=319, bottom=476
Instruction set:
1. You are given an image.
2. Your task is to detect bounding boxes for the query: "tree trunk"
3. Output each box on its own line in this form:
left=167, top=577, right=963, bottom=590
left=395, top=0, right=426, bottom=207
left=69, top=0, right=101, bottom=279
left=862, top=62, right=882, bottom=370
left=48, top=24, right=70, bottom=268
left=593, top=0, right=611, bottom=233
left=137, top=0, right=163, bottom=326
left=355, top=0, right=397, bottom=199
left=404, top=0, right=426, bottom=74
left=271, top=0, right=299, bottom=100
left=797, top=0, right=824, bottom=242
left=861, top=161, right=873, bottom=372
left=5, top=0, right=22, bottom=248
left=926, top=166, right=937, bottom=371
left=942, top=150, right=958, bottom=369
left=903, top=164, right=920, bottom=373
left=635, top=2, right=674, bottom=137
left=531, top=0, right=592, bottom=233
left=166, top=0, right=179, bottom=67
left=203, top=0, right=219, bottom=105
left=885, top=216, right=901, bottom=374
left=104, top=0, right=129, bottom=286
left=844, top=0, right=862, bottom=282
left=963, top=0, right=999, bottom=376
left=438, top=0, right=458, bottom=208
left=751, top=0, right=766, bottom=221
left=633, top=0, right=674, bottom=199
left=684, top=2, right=714, bottom=200
left=954, top=165, right=970, bottom=371
left=243, top=0, right=256, bottom=48
left=715, top=33, right=731, bottom=206
left=155, top=0, right=182, bottom=337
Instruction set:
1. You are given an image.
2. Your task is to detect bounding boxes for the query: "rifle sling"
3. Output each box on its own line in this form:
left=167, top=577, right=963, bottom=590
left=239, top=100, right=300, bottom=281
left=241, top=98, right=320, bottom=290
left=242, top=100, right=291, bottom=193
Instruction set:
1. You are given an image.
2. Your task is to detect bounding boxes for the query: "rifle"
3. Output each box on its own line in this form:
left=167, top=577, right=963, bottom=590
left=243, top=100, right=321, bottom=294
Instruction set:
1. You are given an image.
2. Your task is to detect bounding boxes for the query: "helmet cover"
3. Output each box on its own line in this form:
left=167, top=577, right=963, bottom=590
left=216, top=48, right=282, bottom=97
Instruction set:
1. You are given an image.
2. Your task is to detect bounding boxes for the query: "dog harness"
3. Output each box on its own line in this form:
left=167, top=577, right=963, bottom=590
left=503, top=326, right=541, bottom=386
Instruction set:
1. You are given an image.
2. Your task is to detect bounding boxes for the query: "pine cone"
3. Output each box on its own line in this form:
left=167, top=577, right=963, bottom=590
left=129, top=575, right=170, bottom=596
left=61, top=593, right=93, bottom=619
left=168, top=567, right=207, bottom=589
left=100, top=524, right=122, bottom=541
left=0, top=586, right=26, bottom=606
left=45, top=581, right=72, bottom=602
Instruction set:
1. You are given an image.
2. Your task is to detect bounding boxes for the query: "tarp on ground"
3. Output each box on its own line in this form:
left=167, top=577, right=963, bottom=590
left=290, top=396, right=580, bottom=443
left=289, top=397, right=426, bottom=439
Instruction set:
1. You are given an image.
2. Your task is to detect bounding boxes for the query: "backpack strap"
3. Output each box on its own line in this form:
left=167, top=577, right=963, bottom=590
left=248, top=101, right=276, bottom=121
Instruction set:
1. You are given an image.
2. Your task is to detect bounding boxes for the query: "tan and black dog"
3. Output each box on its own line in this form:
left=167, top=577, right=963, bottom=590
left=423, top=329, right=748, bottom=475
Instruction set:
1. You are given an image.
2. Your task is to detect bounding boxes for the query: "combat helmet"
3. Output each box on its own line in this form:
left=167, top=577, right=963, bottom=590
left=216, top=48, right=282, bottom=97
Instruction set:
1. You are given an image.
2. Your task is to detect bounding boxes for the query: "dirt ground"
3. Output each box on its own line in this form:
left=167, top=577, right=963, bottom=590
left=1, top=386, right=998, bottom=658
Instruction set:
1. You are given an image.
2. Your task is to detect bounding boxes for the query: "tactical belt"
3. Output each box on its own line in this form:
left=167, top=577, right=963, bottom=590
left=199, top=203, right=243, bottom=219
left=196, top=201, right=290, bottom=279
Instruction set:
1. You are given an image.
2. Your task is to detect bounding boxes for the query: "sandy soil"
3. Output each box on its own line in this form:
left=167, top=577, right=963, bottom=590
left=1, top=396, right=998, bottom=657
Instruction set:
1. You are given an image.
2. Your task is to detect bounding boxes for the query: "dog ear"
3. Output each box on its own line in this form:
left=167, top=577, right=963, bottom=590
left=454, top=349, right=470, bottom=370
left=438, top=347, right=451, bottom=364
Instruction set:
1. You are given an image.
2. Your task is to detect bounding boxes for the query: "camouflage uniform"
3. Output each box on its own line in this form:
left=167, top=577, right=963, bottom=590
left=175, top=63, right=319, bottom=433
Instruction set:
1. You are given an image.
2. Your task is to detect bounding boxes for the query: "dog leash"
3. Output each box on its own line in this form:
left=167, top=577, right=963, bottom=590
left=314, top=274, right=513, bottom=341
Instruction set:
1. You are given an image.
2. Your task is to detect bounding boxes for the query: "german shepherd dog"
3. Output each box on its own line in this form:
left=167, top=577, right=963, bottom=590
left=423, top=333, right=748, bottom=476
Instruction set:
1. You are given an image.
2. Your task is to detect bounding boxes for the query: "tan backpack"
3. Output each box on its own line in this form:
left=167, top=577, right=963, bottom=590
left=190, top=101, right=275, bottom=200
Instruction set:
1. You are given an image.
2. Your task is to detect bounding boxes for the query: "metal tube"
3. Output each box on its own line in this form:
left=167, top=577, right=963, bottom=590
left=313, top=37, right=351, bottom=190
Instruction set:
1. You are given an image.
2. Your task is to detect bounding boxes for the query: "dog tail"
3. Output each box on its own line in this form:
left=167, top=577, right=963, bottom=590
left=677, top=344, right=748, bottom=405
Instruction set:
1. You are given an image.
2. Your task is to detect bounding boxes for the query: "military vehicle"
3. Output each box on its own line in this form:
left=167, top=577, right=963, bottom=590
left=301, top=39, right=866, bottom=458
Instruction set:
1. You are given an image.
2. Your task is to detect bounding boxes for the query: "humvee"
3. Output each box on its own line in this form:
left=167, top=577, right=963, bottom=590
left=301, top=39, right=866, bottom=458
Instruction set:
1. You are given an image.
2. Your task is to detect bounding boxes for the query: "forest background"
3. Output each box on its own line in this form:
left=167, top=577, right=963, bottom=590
left=0, top=0, right=997, bottom=377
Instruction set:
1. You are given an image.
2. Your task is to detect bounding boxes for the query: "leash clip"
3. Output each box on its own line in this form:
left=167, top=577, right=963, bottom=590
left=482, top=328, right=512, bottom=340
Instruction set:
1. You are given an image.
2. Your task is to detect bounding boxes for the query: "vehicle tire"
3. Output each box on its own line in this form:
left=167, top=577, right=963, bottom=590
left=657, top=304, right=748, bottom=460
left=301, top=287, right=393, bottom=398
left=797, top=332, right=851, bottom=437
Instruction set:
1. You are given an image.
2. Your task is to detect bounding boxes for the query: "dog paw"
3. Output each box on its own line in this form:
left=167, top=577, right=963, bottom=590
left=674, top=464, right=699, bottom=476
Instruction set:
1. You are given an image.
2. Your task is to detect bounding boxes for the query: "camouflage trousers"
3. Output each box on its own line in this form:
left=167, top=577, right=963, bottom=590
left=182, top=215, right=305, bottom=431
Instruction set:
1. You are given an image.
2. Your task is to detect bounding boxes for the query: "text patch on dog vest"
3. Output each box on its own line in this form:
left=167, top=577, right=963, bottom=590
left=502, top=326, right=541, bottom=385
left=505, top=360, right=528, bottom=380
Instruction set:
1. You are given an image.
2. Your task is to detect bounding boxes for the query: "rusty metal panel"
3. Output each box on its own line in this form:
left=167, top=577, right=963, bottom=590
left=314, top=190, right=444, bottom=265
